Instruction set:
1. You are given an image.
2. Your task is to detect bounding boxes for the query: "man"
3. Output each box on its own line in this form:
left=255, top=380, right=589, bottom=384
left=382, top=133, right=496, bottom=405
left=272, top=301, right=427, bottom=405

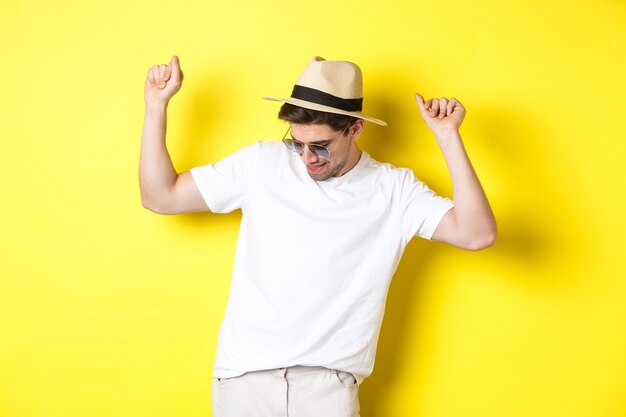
left=140, top=55, right=496, bottom=417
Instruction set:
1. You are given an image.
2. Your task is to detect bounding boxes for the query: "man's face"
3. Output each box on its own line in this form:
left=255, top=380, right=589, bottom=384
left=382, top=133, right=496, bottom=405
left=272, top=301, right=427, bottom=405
left=288, top=123, right=356, bottom=181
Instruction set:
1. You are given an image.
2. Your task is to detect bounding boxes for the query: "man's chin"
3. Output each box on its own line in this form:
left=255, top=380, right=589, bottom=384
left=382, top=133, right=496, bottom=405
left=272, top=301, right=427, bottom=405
left=308, top=171, right=332, bottom=181
left=306, top=161, right=343, bottom=181
left=306, top=163, right=331, bottom=181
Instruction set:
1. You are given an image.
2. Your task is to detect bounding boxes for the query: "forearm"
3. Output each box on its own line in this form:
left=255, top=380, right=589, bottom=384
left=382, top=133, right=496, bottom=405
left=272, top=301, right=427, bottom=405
left=438, top=130, right=497, bottom=244
left=139, top=101, right=178, bottom=210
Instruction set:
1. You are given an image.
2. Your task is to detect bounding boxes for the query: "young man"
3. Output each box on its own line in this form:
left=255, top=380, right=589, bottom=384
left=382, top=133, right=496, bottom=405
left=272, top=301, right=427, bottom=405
left=140, top=55, right=496, bottom=417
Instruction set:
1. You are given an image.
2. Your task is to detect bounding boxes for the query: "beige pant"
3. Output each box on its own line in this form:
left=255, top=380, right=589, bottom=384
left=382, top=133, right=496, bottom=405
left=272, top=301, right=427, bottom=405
left=212, top=365, right=360, bottom=417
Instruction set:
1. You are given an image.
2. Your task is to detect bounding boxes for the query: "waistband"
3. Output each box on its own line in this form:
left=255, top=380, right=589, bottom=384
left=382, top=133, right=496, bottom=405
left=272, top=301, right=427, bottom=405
left=282, top=365, right=330, bottom=373
left=241, top=365, right=334, bottom=377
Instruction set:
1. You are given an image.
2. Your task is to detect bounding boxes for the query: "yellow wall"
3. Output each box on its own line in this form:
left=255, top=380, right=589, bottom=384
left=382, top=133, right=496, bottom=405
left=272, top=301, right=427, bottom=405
left=1, top=1, right=625, bottom=416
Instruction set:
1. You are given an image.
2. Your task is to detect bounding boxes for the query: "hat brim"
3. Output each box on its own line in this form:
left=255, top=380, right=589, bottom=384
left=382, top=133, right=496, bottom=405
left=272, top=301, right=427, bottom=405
left=262, top=96, right=387, bottom=127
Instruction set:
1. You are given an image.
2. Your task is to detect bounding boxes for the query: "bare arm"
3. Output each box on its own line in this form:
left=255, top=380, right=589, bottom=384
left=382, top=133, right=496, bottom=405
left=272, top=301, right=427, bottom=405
left=415, top=94, right=497, bottom=250
left=139, top=55, right=208, bottom=214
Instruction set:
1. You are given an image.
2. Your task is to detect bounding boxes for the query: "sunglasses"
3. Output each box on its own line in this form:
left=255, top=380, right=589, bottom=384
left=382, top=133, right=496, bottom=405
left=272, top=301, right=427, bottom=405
left=281, top=126, right=347, bottom=159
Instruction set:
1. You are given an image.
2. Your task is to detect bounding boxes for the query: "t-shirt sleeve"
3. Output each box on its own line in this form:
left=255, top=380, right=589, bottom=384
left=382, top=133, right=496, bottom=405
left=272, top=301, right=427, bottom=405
left=398, top=168, right=455, bottom=241
left=189, top=141, right=261, bottom=213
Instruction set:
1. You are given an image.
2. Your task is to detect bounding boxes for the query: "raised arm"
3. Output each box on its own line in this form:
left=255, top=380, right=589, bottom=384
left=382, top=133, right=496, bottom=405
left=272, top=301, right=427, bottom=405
left=414, top=93, right=497, bottom=250
left=139, top=55, right=208, bottom=214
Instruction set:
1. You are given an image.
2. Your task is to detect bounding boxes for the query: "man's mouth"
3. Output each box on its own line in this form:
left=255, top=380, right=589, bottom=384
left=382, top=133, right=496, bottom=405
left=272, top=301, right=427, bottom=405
left=306, top=163, right=326, bottom=174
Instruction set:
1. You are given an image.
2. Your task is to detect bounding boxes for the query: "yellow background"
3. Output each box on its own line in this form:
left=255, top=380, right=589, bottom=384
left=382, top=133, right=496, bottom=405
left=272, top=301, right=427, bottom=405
left=1, top=0, right=625, bottom=416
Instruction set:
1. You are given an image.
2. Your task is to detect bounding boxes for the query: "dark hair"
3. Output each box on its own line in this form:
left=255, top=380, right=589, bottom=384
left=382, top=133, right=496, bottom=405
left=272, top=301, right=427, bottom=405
left=278, top=103, right=359, bottom=132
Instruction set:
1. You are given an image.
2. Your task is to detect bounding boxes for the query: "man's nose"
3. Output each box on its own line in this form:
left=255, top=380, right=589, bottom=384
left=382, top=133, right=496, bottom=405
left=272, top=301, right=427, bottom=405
left=300, top=146, right=319, bottom=164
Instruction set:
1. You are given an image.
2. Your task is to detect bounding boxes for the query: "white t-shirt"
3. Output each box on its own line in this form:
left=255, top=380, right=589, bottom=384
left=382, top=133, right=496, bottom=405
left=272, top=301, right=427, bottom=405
left=190, top=140, right=454, bottom=386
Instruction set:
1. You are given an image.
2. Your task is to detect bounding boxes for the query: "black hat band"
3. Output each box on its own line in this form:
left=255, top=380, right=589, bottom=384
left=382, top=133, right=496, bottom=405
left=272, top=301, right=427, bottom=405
left=291, top=85, right=363, bottom=112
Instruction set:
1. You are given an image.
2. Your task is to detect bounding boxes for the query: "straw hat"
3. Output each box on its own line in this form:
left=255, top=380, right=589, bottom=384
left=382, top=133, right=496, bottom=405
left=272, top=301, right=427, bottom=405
left=263, top=56, right=387, bottom=126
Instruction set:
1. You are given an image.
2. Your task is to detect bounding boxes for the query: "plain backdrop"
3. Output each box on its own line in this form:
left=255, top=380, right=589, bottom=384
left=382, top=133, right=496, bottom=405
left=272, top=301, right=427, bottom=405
left=1, top=1, right=625, bottom=416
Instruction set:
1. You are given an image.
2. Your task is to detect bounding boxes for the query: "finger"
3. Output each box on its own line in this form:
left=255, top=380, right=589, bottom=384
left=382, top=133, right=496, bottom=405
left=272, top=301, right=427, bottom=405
left=151, top=66, right=160, bottom=86
left=164, top=56, right=175, bottom=82
left=414, top=93, right=427, bottom=114
left=430, top=99, right=439, bottom=117
left=169, top=55, right=180, bottom=81
left=147, top=68, right=155, bottom=85
left=158, top=64, right=167, bottom=88
left=439, top=97, right=448, bottom=119
left=446, top=98, right=458, bottom=116
left=424, top=98, right=433, bottom=112
left=456, top=97, right=465, bottom=113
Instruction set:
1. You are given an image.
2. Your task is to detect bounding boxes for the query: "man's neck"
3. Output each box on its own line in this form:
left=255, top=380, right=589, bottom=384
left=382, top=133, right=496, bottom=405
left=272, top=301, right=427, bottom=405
left=335, top=146, right=363, bottom=177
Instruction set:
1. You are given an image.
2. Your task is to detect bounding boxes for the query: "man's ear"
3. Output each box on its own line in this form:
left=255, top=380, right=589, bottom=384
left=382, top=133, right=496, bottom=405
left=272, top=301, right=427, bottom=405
left=349, top=119, right=365, bottom=138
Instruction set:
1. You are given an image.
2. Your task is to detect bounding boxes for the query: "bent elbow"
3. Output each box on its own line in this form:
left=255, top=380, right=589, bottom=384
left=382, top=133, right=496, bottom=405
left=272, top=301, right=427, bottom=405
left=141, top=198, right=173, bottom=215
left=472, top=234, right=497, bottom=251
left=466, top=229, right=497, bottom=251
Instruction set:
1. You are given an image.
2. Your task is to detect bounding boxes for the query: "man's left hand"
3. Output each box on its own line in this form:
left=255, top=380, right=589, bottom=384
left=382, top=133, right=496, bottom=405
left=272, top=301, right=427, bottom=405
left=414, top=93, right=466, bottom=140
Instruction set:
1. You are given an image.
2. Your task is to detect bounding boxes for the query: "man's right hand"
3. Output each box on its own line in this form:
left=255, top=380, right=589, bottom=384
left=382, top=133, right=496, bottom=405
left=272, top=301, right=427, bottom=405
left=144, top=55, right=184, bottom=105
